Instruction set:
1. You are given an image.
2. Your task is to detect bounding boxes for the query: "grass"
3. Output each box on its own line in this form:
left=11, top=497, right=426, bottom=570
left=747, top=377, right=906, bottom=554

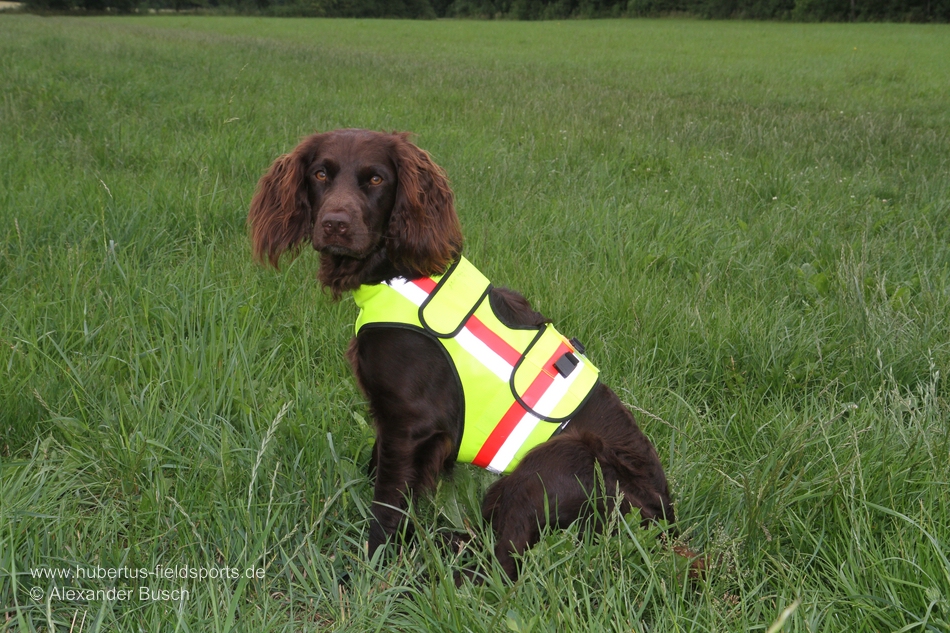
left=1, top=14, right=949, bottom=632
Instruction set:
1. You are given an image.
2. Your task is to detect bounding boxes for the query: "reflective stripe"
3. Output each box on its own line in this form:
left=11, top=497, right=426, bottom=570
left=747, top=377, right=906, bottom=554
left=454, top=327, right=513, bottom=382
left=475, top=341, right=580, bottom=472
left=465, top=315, right=522, bottom=366
left=412, top=277, right=438, bottom=294
left=487, top=356, right=587, bottom=473
left=387, top=277, right=519, bottom=383
left=388, top=277, right=431, bottom=307
left=525, top=349, right=587, bottom=419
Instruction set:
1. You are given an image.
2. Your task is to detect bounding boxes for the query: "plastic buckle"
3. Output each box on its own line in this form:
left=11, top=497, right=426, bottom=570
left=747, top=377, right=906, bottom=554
left=554, top=352, right=579, bottom=378
left=569, top=337, right=586, bottom=355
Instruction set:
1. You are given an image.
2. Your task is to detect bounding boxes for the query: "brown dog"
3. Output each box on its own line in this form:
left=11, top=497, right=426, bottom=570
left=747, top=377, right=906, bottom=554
left=248, top=129, right=684, bottom=580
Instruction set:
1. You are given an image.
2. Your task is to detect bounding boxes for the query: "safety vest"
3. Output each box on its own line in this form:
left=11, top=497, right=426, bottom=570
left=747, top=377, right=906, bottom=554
left=352, top=256, right=599, bottom=474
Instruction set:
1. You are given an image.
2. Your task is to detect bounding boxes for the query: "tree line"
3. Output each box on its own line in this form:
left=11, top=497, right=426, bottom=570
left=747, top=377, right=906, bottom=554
left=21, top=0, right=950, bottom=23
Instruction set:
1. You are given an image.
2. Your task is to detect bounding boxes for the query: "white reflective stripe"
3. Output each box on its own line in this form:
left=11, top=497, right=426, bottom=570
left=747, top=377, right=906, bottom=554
left=529, top=358, right=585, bottom=419
left=485, top=359, right=585, bottom=474
left=386, top=277, right=429, bottom=307
left=454, top=328, right=514, bottom=382
left=486, top=410, right=541, bottom=474
left=388, top=277, right=515, bottom=382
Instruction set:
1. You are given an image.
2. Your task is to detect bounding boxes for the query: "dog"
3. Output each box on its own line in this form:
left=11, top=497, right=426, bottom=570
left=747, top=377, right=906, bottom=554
left=248, top=129, right=690, bottom=580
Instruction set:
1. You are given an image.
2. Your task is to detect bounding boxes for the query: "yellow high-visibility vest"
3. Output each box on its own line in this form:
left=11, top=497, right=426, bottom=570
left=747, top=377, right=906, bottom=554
left=352, top=256, right=599, bottom=474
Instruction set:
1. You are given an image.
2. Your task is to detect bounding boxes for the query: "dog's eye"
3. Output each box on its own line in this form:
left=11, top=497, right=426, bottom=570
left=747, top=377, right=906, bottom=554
left=369, top=175, right=383, bottom=186
left=314, top=170, right=327, bottom=182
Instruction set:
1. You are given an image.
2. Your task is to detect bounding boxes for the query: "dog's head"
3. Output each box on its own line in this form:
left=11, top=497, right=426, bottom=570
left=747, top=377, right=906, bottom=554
left=248, top=129, right=462, bottom=296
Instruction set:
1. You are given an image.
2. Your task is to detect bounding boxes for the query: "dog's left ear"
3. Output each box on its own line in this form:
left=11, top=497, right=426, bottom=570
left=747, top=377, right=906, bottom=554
left=386, top=133, right=463, bottom=276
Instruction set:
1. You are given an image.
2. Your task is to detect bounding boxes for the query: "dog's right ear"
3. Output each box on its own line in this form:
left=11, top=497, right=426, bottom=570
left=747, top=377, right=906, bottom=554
left=247, top=142, right=313, bottom=268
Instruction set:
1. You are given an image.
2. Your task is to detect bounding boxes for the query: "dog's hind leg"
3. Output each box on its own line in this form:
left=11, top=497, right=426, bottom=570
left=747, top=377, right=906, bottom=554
left=480, top=433, right=621, bottom=580
left=481, top=429, right=679, bottom=581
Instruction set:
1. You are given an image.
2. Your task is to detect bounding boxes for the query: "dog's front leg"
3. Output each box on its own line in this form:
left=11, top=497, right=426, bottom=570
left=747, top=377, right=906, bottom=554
left=348, top=330, right=461, bottom=560
left=366, top=436, right=416, bottom=559
left=366, top=431, right=456, bottom=559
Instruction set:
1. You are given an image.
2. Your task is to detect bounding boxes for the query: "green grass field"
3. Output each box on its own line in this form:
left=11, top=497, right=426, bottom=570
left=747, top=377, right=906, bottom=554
left=1, top=14, right=949, bottom=632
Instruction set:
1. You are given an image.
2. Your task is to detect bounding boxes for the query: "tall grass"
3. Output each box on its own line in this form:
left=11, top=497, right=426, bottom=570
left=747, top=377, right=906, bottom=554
left=1, top=15, right=948, bottom=632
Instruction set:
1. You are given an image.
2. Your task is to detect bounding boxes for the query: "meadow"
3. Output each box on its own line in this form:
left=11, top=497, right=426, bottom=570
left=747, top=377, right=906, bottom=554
left=1, top=14, right=948, bottom=632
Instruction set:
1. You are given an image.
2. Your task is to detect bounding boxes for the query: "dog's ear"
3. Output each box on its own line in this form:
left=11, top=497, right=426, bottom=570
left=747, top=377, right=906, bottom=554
left=386, top=133, right=462, bottom=276
left=248, top=140, right=314, bottom=268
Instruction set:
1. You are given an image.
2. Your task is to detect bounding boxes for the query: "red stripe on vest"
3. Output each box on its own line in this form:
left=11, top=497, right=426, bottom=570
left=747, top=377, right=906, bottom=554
left=410, top=277, right=521, bottom=367
left=471, top=341, right=572, bottom=469
left=464, top=315, right=522, bottom=366
left=412, top=277, right=438, bottom=294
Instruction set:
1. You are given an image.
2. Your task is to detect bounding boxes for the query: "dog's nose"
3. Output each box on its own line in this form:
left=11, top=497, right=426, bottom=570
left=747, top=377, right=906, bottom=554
left=322, top=211, right=350, bottom=237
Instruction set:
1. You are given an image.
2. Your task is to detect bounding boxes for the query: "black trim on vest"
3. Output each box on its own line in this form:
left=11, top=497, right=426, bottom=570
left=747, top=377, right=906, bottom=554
left=416, top=258, right=492, bottom=339
left=356, top=322, right=466, bottom=465
left=419, top=286, right=493, bottom=340
left=508, top=324, right=601, bottom=425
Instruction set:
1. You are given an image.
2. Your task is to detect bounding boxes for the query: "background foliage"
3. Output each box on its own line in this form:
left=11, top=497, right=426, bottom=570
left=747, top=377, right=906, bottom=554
left=14, top=0, right=950, bottom=22
left=1, top=15, right=949, bottom=632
